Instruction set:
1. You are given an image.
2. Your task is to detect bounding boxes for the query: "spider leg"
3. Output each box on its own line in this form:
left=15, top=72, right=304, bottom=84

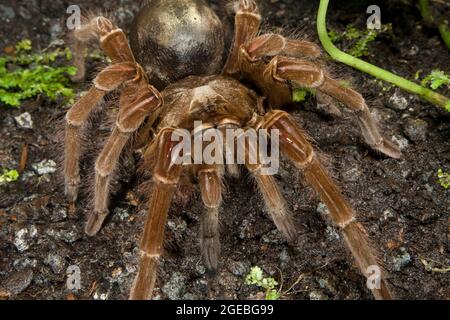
left=241, top=33, right=322, bottom=60
left=222, top=0, right=261, bottom=77
left=197, top=164, right=224, bottom=272
left=65, top=15, right=141, bottom=200
left=261, top=110, right=393, bottom=300
left=238, top=35, right=401, bottom=158
left=130, top=128, right=183, bottom=300
left=219, top=123, right=241, bottom=178
left=239, top=41, right=402, bottom=158
left=241, top=34, right=344, bottom=116
left=236, top=131, right=297, bottom=242
left=64, top=62, right=138, bottom=202
left=270, top=57, right=402, bottom=158
left=71, top=16, right=135, bottom=81
left=86, top=78, right=162, bottom=236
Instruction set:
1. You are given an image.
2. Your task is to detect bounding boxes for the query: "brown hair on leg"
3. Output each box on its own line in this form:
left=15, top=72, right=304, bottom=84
left=130, top=127, right=183, bottom=300
left=262, top=110, right=393, bottom=300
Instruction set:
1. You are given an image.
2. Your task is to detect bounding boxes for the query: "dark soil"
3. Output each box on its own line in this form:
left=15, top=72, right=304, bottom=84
left=0, top=0, right=449, bottom=300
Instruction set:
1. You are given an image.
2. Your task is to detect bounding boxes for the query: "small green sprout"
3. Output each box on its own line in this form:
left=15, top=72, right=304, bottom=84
left=245, top=266, right=280, bottom=300
left=0, top=169, right=19, bottom=185
left=292, top=89, right=309, bottom=103
left=437, top=169, right=450, bottom=189
left=421, top=70, right=450, bottom=90
left=0, top=39, right=77, bottom=107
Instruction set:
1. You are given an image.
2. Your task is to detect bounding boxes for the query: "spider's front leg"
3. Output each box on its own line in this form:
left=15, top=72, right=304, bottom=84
left=261, top=110, right=393, bottom=300
left=236, top=130, right=297, bottom=242
left=65, top=16, right=139, bottom=200
left=64, top=16, right=164, bottom=235
left=130, top=128, right=183, bottom=300
left=64, top=62, right=137, bottom=201
left=239, top=36, right=402, bottom=159
left=86, top=75, right=162, bottom=236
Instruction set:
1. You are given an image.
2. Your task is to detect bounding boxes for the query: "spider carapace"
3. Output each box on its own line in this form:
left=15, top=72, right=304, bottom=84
left=64, top=0, right=401, bottom=300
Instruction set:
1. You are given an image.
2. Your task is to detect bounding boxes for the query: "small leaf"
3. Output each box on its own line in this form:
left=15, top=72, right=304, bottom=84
left=421, top=70, right=450, bottom=90
left=293, top=89, right=309, bottom=103
left=265, top=289, right=280, bottom=301
left=15, top=39, right=32, bottom=53
left=0, top=169, right=20, bottom=184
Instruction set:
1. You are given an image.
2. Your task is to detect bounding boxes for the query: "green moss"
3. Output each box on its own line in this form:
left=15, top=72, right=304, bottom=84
left=348, top=30, right=378, bottom=58
left=292, top=89, right=309, bottom=103
left=421, top=70, right=450, bottom=90
left=0, top=169, right=19, bottom=185
left=329, top=24, right=392, bottom=58
left=0, top=39, right=77, bottom=107
left=437, top=169, right=450, bottom=189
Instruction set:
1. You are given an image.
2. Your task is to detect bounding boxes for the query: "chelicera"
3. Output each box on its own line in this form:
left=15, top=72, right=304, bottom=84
left=64, top=0, right=401, bottom=300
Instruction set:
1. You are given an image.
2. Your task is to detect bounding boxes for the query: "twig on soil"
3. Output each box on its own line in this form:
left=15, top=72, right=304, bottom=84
left=420, top=257, right=450, bottom=273
left=19, top=144, right=29, bottom=173
left=317, top=0, right=450, bottom=112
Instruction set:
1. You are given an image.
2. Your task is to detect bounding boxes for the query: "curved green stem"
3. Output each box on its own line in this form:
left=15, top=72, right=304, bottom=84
left=438, top=23, right=450, bottom=50
left=317, top=0, right=450, bottom=112
left=420, top=0, right=450, bottom=51
left=419, top=0, right=433, bottom=24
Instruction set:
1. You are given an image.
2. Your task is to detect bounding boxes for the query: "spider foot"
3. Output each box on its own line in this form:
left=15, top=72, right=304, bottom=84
left=85, top=210, right=109, bottom=236
left=65, top=183, right=79, bottom=203
left=238, top=0, right=258, bottom=13
left=372, top=138, right=402, bottom=159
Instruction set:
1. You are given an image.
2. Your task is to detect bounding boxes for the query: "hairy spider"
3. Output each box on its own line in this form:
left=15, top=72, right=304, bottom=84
left=64, top=0, right=402, bottom=300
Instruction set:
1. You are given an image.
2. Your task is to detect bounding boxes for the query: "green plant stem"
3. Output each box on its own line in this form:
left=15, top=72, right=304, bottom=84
left=419, top=0, right=450, bottom=50
left=438, top=23, right=450, bottom=50
left=317, top=0, right=450, bottom=111
left=419, top=0, right=433, bottom=24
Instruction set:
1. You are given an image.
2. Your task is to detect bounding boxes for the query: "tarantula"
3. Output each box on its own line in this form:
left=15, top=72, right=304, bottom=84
left=64, top=0, right=402, bottom=300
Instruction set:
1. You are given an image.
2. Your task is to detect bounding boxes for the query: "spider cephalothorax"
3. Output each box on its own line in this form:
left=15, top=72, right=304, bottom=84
left=65, top=0, right=402, bottom=300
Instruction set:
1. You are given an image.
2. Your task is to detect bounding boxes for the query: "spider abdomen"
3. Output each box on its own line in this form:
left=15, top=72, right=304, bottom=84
left=130, top=0, right=225, bottom=90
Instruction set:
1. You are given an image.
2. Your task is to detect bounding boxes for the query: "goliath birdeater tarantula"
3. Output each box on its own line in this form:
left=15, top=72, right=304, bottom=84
left=64, top=0, right=402, bottom=300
